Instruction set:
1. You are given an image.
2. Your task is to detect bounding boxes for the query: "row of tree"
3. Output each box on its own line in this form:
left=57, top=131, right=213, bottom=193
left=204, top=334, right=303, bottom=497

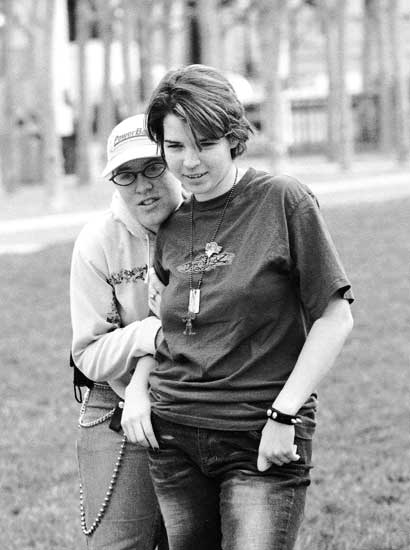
left=0, top=0, right=409, bottom=203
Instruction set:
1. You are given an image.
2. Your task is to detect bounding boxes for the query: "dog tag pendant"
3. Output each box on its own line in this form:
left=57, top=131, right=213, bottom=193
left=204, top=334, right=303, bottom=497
left=189, top=289, right=200, bottom=314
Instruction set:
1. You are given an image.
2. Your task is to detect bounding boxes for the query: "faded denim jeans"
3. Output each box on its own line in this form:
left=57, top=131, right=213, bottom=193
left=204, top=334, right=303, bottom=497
left=77, top=383, right=167, bottom=550
left=148, top=400, right=316, bottom=550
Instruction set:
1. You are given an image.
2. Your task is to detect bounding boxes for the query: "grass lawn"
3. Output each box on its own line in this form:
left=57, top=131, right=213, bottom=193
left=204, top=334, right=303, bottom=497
left=1, top=196, right=409, bottom=549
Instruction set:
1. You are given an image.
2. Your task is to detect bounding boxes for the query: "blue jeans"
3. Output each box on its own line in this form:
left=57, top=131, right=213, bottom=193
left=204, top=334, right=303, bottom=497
left=77, top=383, right=167, bottom=550
left=148, top=406, right=316, bottom=550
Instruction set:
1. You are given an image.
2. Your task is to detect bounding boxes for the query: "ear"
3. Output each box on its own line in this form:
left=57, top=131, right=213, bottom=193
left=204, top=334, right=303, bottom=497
left=228, top=135, right=239, bottom=150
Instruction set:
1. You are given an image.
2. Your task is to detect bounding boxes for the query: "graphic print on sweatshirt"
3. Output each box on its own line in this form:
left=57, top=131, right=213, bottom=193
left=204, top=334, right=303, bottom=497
left=107, top=265, right=148, bottom=285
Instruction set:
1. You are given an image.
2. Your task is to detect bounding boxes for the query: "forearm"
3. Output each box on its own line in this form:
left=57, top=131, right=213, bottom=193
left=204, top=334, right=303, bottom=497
left=122, top=354, right=159, bottom=448
left=273, top=296, right=353, bottom=415
left=126, top=354, right=158, bottom=396
left=73, top=317, right=161, bottom=382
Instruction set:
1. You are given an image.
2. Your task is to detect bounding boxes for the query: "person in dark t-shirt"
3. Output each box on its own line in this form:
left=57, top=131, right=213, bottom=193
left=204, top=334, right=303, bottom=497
left=121, top=64, right=354, bottom=550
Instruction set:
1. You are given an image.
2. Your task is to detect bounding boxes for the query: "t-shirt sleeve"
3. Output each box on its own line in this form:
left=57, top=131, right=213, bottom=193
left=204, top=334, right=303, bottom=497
left=288, top=193, right=354, bottom=323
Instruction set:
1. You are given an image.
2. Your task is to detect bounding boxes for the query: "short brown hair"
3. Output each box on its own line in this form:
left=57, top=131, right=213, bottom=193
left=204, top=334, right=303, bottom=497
left=146, top=64, right=253, bottom=159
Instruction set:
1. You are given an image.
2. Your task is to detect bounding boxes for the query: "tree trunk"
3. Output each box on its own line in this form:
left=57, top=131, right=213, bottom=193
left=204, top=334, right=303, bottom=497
left=196, top=0, right=221, bottom=68
left=336, top=0, right=353, bottom=170
left=389, top=0, right=410, bottom=163
left=376, top=0, right=394, bottom=152
left=159, top=0, right=174, bottom=70
left=257, top=0, right=288, bottom=172
left=288, top=3, right=302, bottom=88
left=36, top=0, right=66, bottom=208
left=321, top=1, right=339, bottom=161
left=121, top=0, right=137, bottom=117
left=76, top=0, right=91, bottom=186
left=97, top=1, right=115, bottom=157
left=361, top=0, right=378, bottom=144
left=0, top=0, right=19, bottom=193
left=136, top=0, right=154, bottom=104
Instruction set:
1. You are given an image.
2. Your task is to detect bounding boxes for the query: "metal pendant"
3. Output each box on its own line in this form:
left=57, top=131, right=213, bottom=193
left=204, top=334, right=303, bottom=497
left=183, top=311, right=196, bottom=336
left=205, top=241, right=222, bottom=259
left=189, top=288, right=201, bottom=314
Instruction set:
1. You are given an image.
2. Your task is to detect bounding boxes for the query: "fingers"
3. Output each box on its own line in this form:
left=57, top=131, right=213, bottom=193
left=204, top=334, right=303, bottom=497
left=149, top=267, right=165, bottom=294
left=257, top=444, right=300, bottom=472
left=257, top=454, right=271, bottom=472
left=140, top=416, right=159, bottom=450
left=148, top=268, right=164, bottom=315
left=121, top=410, right=159, bottom=450
left=148, top=289, right=161, bottom=316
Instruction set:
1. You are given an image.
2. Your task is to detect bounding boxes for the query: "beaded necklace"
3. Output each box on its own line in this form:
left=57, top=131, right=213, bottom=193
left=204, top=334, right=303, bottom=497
left=182, top=167, right=238, bottom=335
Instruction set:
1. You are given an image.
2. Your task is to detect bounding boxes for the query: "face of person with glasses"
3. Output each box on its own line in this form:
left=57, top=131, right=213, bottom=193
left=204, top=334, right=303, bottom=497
left=110, top=157, right=182, bottom=232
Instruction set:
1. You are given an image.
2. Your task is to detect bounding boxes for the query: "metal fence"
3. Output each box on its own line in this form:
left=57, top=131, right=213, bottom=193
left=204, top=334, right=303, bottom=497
left=245, top=93, right=380, bottom=155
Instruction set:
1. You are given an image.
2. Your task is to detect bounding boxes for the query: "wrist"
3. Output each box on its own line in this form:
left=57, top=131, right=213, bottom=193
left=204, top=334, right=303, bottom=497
left=266, top=407, right=302, bottom=426
left=125, top=378, right=149, bottom=397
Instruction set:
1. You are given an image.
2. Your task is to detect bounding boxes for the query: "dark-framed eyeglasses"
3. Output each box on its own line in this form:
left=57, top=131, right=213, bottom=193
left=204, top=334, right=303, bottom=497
left=110, top=162, right=166, bottom=186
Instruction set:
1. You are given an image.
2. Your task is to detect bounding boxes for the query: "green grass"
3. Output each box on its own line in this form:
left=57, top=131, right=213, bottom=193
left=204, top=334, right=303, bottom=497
left=1, top=197, right=409, bottom=549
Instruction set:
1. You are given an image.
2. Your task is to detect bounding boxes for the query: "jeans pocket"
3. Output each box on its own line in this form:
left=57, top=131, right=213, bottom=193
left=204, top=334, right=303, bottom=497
left=295, top=396, right=317, bottom=440
left=294, top=415, right=316, bottom=440
left=78, top=386, right=118, bottom=427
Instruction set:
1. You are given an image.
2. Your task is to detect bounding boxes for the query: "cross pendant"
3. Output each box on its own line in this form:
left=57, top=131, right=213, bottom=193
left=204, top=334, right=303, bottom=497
left=182, top=311, right=196, bottom=336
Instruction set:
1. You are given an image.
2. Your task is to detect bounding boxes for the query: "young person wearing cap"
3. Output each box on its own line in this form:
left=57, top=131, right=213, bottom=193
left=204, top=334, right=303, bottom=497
left=70, top=114, right=182, bottom=549
left=121, top=65, right=354, bottom=550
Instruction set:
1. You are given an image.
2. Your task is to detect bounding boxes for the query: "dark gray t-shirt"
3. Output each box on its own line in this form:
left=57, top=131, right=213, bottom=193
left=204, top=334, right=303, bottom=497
left=151, top=168, right=353, bottom=430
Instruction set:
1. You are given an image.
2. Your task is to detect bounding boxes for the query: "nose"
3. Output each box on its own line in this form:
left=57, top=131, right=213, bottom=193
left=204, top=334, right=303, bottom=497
left=183, top=147, right=200, bottom=169
left=134, top=174, right=154, bottom=194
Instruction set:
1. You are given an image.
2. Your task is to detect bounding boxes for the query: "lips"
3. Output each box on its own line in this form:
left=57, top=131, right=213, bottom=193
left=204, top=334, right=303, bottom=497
left=184, top=172, right=207, bottom=180
left=139, top=197, right=159, bottom=206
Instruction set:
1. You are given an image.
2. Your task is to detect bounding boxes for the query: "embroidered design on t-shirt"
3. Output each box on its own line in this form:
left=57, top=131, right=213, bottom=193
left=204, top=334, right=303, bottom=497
left=177, top=252, right=235, bottom=274
left=106, top=296, right=121, bottom=326
left=107, top=265, right=147, bottom=285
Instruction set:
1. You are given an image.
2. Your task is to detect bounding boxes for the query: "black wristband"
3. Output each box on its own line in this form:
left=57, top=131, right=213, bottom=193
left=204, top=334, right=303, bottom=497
left=266, top=407, right=302, bottom=425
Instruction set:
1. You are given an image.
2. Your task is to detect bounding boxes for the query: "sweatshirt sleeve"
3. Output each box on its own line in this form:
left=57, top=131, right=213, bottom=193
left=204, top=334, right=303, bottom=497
left=70, top=229, right=161, bottom=383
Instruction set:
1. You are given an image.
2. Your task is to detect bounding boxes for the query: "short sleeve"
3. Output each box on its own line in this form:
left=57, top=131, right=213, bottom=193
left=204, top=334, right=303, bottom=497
left=288, top=193, right=354, bottom=322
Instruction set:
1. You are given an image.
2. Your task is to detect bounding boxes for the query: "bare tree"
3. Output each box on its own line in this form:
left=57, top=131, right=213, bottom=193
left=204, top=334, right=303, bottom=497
left=360, top=0, right=378, bottom=144
left=136, top=0, right=154, bottom=104
left=375, top=0, right=394, bottom=153
left=257, top=0, right=288, bottom=171
left=319, top=0, right=352, bottom=168
left=121, top=0, right=137, bottom=117
left=196, top=0, right=221, bottom=68
left=34, top=0, right=66, bottom=207
left=76, top=0, right=92, bottom=186
left=389, top=0, right=410, bottom=163
left=158, top=0, right=174, bottom=70
left=319, top=1, right=339, bottom=161
left=288, top=2, right=302, bottom=88
left=96, top=0, right=115, bottom=156
left=335, top=0, right=352, bottom=169
left=0, top=0, right=19, bottom=193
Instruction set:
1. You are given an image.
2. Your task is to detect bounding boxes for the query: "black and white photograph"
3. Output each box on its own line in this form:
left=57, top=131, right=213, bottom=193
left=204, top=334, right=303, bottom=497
left=1, top=1, right=409, bottom=549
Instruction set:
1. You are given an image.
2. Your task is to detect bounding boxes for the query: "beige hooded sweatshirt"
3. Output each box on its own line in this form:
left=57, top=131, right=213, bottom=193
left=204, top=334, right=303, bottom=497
left=70, top=191, right=161, bottom=399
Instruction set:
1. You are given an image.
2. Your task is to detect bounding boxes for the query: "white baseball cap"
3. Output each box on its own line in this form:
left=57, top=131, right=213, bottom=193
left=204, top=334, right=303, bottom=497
left=101, top=114, right=160, bottom=178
